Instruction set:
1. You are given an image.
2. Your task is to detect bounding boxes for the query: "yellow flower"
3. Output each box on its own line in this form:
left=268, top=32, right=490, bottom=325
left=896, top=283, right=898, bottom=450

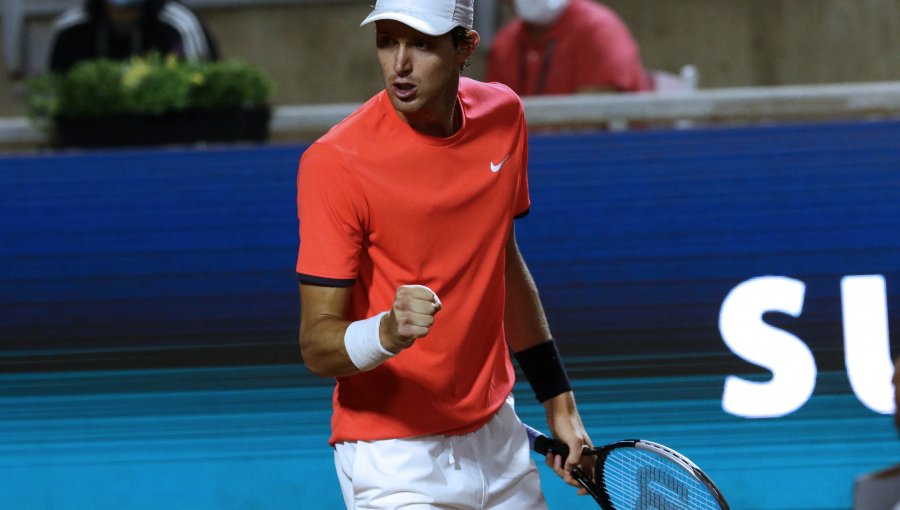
left=190, top=72, right=206, bottom=86
left=165, top=54, right=179, bottom=70
left=122, top=60, right=151, bottom=89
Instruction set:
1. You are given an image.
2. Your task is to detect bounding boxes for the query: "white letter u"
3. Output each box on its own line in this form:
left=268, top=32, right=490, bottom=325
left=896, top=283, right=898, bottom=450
left=842, top=275, right=894, bottom=414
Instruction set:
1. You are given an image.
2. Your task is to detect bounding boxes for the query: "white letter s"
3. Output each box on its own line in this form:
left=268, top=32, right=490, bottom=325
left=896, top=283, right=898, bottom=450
left=720, top=276, right=817, bottom=418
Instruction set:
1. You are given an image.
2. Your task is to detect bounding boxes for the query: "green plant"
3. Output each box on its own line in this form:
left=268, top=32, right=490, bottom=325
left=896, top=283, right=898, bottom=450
left=24, top=73, right=62, bottom=129
left=59, top=58, right=128, bottom=117
left=27, top=53, right=273, bottom=122
left=120, top=53, right=192, bottom=115
left=189, top=60, right=272, bottom=110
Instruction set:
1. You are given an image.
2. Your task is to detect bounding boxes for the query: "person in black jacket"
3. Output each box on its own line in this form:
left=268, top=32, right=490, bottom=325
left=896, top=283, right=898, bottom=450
left=47, top=0, right=219, bottom=73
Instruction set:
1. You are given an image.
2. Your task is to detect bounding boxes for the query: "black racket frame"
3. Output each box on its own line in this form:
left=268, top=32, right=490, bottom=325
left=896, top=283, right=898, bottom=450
left=533, top=434, right=730, bottom=510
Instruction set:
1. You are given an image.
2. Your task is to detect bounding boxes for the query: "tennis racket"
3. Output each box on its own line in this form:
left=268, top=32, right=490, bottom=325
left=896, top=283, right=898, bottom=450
left=525, top=424, right=730, bottom=510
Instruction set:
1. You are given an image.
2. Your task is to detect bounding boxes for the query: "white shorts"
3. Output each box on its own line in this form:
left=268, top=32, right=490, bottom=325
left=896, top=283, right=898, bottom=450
left=333, top=395, right=548, bottom=510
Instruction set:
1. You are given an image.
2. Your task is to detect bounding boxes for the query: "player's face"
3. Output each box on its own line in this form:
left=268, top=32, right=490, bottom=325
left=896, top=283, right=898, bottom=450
left=374, top=20, right=469, bottom=136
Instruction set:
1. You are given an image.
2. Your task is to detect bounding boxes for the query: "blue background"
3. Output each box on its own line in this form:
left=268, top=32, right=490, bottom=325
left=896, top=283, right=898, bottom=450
left=2, top=120, right=898, bottom=509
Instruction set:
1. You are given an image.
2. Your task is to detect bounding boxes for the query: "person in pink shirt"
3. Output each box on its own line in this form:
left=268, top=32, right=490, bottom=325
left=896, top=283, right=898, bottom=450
left=486, top=0, right=651, bottom=95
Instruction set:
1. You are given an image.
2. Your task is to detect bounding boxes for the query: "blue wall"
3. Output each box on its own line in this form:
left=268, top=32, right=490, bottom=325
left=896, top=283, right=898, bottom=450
left=1, top=146, right=301, bottom=361
left=2, top=120, right=898, bottom=509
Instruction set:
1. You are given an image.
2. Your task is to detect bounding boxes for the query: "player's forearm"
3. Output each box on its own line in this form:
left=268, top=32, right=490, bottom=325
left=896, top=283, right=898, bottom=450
left=300, top=281, right=393, bottom=378
left=299, top=283, right=440, bottom=377
left=299, top=314, right=360, bottom=378
left=542, top=390, right=577, bottom=418
left=504, top=231, right=552, bottom=352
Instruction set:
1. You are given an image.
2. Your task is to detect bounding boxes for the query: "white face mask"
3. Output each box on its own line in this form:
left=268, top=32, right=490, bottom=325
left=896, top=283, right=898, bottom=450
left=513, top=0, right=570, bottom=25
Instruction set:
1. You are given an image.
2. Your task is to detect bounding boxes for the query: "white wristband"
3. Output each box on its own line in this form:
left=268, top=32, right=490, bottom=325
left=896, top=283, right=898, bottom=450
left=344, top=311, right=393, bottom=371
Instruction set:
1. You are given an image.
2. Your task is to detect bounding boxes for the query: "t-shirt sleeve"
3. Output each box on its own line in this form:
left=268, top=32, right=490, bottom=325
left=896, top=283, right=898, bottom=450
left=513, top=106, right=531, bottom=219
left=296, top=142, right=366, bottom=286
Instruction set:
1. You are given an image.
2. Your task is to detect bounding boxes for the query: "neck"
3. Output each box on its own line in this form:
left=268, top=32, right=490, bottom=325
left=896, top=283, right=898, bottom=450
left=403, top=100, right=459, bottom=137
left=399, top=78, right=462, bottom=137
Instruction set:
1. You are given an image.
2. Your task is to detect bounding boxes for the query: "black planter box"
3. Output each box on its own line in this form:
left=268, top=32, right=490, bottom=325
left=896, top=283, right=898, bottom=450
left=53, top=106, right=271, bottom=148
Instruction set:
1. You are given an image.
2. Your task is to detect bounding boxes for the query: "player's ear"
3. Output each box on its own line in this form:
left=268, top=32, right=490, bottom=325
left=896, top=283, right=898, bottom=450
left=462, top=30, right=480, bottom=57
left=457, top=30, right=479, bottom=72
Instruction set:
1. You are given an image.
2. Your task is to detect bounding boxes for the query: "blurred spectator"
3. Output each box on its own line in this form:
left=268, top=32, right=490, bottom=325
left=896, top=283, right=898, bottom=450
left=486, top=0, right=650, bottom=96
left=852, top=355, right=900, bottom=510
left=47, top=0, right=219, bottom=74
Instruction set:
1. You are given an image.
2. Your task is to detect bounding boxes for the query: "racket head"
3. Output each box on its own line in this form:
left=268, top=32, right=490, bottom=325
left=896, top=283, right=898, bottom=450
left=596, top=439, right=729, bottom=510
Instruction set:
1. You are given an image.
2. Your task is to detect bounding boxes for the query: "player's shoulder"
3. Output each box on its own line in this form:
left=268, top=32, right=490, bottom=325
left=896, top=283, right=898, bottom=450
left=299, top=136, right=348, bottom=177
left=460, top=78, right=524, bottom=119
left=316, top=93, right=384, bottom=145
left=297, top=139, right=356, bottom=194
left=300, top=94, right=383, bottom=172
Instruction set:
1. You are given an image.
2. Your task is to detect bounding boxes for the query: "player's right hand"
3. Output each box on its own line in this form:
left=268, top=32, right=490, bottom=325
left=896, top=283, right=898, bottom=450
left=381, top=285, right=442, bottom=353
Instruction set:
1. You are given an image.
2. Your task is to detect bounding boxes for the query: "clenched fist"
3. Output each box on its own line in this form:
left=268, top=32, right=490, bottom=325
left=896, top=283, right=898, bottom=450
left=380, top=285, right=442, bottom=353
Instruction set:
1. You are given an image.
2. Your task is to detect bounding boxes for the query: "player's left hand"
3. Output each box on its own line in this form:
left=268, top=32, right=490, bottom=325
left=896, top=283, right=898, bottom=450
left=543, top=391, right=596, bottom=495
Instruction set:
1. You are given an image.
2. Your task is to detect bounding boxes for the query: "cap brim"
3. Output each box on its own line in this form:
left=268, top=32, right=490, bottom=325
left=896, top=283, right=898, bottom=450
left=360, top=11, right=457, bottom=36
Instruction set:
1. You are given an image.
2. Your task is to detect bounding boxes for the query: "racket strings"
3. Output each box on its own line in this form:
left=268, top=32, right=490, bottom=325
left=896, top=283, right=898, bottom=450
left=602, top=448, right=721, bottom=510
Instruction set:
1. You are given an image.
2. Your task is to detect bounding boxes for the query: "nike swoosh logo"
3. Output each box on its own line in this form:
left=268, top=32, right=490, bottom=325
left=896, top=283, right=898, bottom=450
left=490, top=155, right=510, bottom=173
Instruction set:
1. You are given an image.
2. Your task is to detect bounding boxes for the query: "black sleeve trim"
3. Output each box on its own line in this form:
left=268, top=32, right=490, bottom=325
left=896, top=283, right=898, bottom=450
left=514, top=207, right=531, bottom=219
left=296, top=273, right=355, bottom=287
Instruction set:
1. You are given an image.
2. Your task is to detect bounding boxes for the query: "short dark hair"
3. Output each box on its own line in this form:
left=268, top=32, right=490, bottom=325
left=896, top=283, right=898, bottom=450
left=450, top=26, right=470, bottom=49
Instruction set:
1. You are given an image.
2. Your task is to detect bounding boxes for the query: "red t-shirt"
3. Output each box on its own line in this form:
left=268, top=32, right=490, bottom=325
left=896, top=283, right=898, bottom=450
left=296, top=78, right=530, bottom=444
left=486, top=0, right=650, bottom=95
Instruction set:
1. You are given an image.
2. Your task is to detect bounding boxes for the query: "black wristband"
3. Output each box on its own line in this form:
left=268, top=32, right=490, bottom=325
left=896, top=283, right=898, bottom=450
left=513, top=339, right=572, bottom=403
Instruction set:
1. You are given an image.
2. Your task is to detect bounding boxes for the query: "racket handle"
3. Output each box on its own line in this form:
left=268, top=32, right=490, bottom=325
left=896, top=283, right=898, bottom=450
left=524, top=423, right=572, bottom=457
left=535, top=434, right=571, bottom=457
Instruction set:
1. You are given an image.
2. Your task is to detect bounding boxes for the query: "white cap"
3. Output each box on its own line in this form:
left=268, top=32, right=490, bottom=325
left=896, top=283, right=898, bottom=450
left=360, top=0, right=475, bottom=36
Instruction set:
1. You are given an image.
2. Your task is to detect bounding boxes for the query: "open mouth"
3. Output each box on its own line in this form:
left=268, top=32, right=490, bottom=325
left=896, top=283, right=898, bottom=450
left=392, top=82, right=417, bottom=100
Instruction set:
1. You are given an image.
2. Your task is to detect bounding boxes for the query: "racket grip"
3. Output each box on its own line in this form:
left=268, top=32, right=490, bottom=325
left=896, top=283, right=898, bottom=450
left=534, top=434, right=571, bottom=458
left=525, top=423, right=592, bottom=458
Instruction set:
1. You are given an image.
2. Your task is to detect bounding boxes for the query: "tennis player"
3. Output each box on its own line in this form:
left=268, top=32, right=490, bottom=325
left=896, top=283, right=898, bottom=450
left=296, top=0, right=594, bottom=507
